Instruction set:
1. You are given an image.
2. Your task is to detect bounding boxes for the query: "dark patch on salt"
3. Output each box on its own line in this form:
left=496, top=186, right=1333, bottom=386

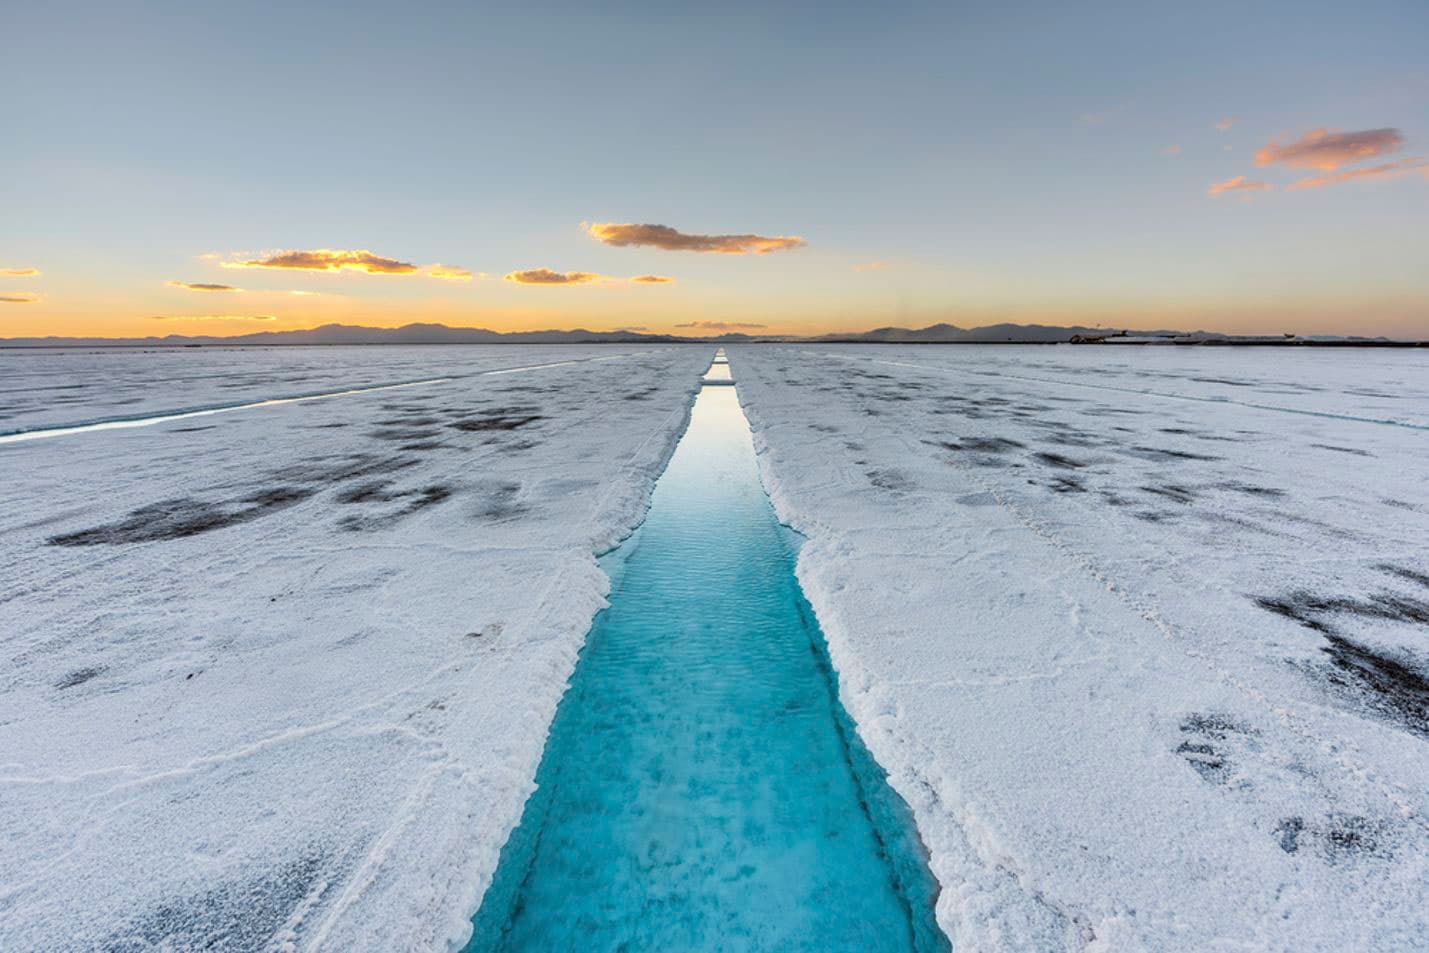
left=1129, top=446, right=1223, bottom=462
left=473, top=482, right=526, bottom=521
left=449, top=413, right=545, bottom=432
left=1255, top=590, right=1429, bottom=632
left=1048, top=476, right=1086, bottom=493
left=938, top=437, right=1024, bottom=453
left=104, top=852, right=326, bottom=952
left=867, top=469, right=913, bottom=491
left=50, top=486, right=317, bottom=546
left=1274, top=814, right=1386, bottom=863
left=1033, top=451, right=1086, bottom=470
left=339, top=484, right=454, bottom=531
left=368, top=426, right=442, bottom=442
left=1175, top=713, right=1255, bottom=786
left=1311, top=443, right=1371, bottom=457
left=273, top=454, right=419, bottom=484
left=1376, top=564, right=1429, bottom=590
left=1219, top=482, right=1285, bottom=498
left=1141, top=484, right=1196, bottom=504
left=56, top=666, right=105, bottom=689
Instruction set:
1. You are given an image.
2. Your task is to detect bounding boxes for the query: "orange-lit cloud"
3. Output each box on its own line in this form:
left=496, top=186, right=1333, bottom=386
left=675, top=320, right=768, bottom=330
left=151, top=314, right=277, bottom=322
left=1, top=267, right=40, bottom=277
left=586, top=222, right=805, bottom=254
left=223, top=249, right=419, bottom=275
left=505, top=268, right=603, bottom=285
left=168, top=280, right=241, bottom=292
left=629, top=274, right=674, bottom=283
left=428, top=264, right=476, bottom=281
left=1255, top=128, right=1403, bottom=171
left=852, top=261, right=890, bottom=272
left=1162, top=144, right=1182, bottom=156
left=1208, top=175, right=1272, bottom=196
left=1287, top=157, right=1429, bottom=191
left=1, top=293, right=40, bottom=303
left=1215, top=118, right=1237, bottom=131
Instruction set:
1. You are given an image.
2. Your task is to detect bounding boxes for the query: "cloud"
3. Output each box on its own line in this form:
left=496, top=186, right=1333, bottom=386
left=1080, top=101, right=1132, bottom=126
left=504, top=268, right=603, bottom=285
left=1215, top=118, right=1237, bottom=131
left=1287, top=156, right=1429, bottom=191
left=223, top=249, right=419, bottom=275
left=150, top=314, right=277, bottom=322
left=586, top=222, right=805, bottom=255
left=1, top=267, right=39, bottom=277
left=1255, top=128, right=1403, bottom=172
left=168, top=281, right=241, bottom=292
left=1162, top=144, right=1182, bottom=156
left=629, top=274, right=674, bottom=283
left=674, top=320, right=768, bottom=330
left=852, top=261, right=890, bottom=272
left=427, top=264, right=476, bottom=281
left=1208, top=175, right=1273, bottom=196
left=1, top=293, right=40, bottom=303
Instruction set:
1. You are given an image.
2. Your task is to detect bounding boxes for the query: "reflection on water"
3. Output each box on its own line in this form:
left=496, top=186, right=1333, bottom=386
left=465, top=383, right=948, bottom=953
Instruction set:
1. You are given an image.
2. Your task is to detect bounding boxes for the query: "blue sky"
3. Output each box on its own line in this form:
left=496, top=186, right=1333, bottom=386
left=5, top=0, right=1428, bottom=336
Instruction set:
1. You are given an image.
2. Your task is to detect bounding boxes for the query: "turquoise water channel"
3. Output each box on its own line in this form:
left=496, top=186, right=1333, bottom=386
left=465, top=379, right=949, bottom=952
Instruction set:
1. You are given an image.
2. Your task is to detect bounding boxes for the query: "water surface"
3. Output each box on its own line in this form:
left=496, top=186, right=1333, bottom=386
left=466, top=382, right=948, bottom=952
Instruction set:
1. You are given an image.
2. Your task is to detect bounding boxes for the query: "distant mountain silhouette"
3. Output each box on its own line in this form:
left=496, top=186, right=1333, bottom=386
left=821, top=322, right=1107, bottom=343
left=0, top=322, right=687, bottom=347
left=2, top=321, right=1418, bottom=347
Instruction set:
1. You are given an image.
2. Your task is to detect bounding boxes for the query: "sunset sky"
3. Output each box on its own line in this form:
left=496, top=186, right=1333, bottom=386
left=4, top=0, right=1428, bottom=339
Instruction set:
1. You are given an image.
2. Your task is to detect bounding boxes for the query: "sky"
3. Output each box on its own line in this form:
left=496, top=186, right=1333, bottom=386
left=4, top=0, right=1428, bottom=339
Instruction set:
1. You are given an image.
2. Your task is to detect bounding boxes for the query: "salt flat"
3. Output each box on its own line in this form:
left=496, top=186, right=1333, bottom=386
left=732, top=344, right=1429, bottom=952
left=4, top=342, right=1427, bottom=952
left=0, top=345, right=708, bottom=951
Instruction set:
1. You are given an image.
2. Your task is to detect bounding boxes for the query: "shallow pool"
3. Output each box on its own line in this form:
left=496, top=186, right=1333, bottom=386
left=465, top=381, right=948, bottom=952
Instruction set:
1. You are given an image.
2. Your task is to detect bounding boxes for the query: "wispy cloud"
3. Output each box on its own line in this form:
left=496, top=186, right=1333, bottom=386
left=504, top=268, right=603, bottom=285
left=1215, top=117, right=1237, bottom=131
left=1, top=267, right=40, bottom=277
left=852, top=261, right=890, bottom=272
left=151, top=314, right=277, bottom=322
left=1, top=293, right=40, bottom=303
left=505, top=268, right=677, bottom=285
left=1208, top=175, right=1272, bottom=196
left=586, top=222, right=805, bottom=255
left=168, top=281, right=241, bottom=292
left=1162, top=144, right=1182, bottom=156
left=222, top=249, right=419, bottom=275
left=1080, top=101, right=1132, bottom=126
left=674, top=320, right=768, bottom=330
left=427, top=264, right=477, bottom=281
left=1287, top=156, right=1429, bottom=190
left=1255, top=128, right=1403, bottom=172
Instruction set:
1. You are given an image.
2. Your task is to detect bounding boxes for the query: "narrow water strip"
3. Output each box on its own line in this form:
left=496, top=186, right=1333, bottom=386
left=0, top=352, right=645, bottom=444
left=0, top=377, right=453, bottom=444
left=465, top=374, right=949, bottom=951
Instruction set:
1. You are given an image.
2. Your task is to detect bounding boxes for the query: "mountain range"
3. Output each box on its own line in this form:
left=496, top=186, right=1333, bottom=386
left=1, top=322, right=1420, bottom=347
